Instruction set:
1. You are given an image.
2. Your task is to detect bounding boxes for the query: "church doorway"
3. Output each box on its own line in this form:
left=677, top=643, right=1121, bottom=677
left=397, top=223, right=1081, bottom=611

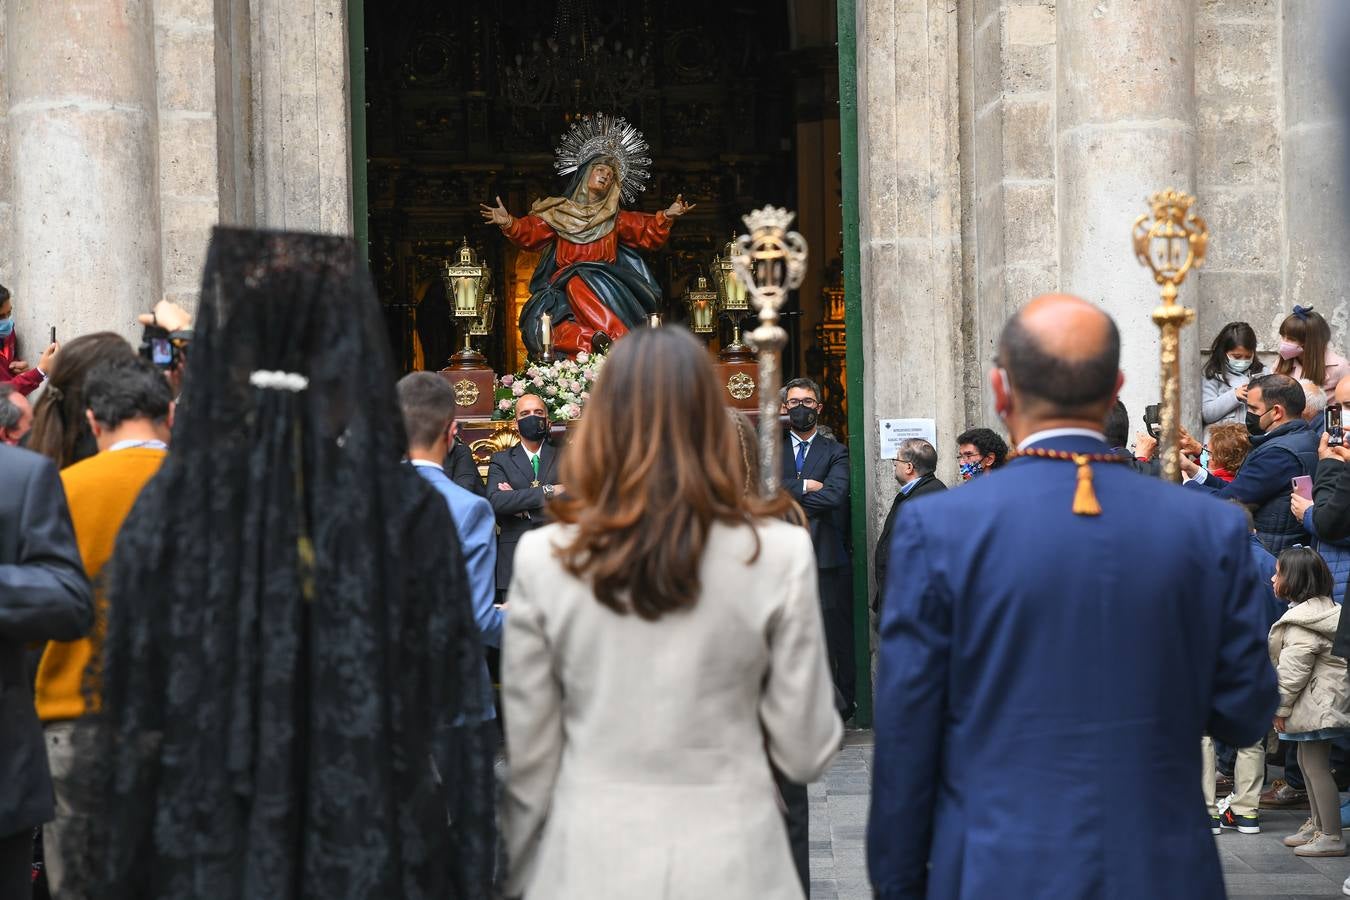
left=354, top=0, right=849, bottom=440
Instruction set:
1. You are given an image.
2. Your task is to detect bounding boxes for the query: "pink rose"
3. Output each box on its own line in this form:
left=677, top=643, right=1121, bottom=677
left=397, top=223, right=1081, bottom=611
left=545, top=385, right=559, bottom=396
left=532, top=376, right=545, bottom=388
left=497, top=399, right=511, bottom=411
left=511, top=384, right=525, bottom=397
left=500, top=374, right=514, bottom=387
left=576, top=351, right=590, bottom=364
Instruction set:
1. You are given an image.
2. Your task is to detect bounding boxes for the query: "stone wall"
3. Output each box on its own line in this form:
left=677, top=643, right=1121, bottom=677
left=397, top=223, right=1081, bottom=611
left=1195, top=0, right=1283, bottom=346
left=856, top=0, right=968, bottom=585
left=156, top=0, right=224, bottom=311
left=858, top=0, right=1350, bottom=604
left=248, top=0, right=351, bottom=234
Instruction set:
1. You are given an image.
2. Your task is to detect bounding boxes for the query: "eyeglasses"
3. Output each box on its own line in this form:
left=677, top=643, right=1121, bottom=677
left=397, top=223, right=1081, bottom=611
left=957, top=450, right=983, bottom=462
left=785, top=398, right=819, bottom=409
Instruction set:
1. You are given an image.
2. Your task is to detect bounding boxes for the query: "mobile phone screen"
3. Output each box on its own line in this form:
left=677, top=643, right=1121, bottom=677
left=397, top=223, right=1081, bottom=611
left=152, top=337, right=172, bottom=367
left=49, top=326, right=56, bottom=345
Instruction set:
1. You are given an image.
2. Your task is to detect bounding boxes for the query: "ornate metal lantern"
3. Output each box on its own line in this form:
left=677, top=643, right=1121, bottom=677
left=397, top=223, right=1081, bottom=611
left=470, top=289, right=497, bottom=338
left=731, top=206, right=808, bottom=496
left=443, top=238, right=490, bottom=319
left=683, top=274, right=719, bottom=336
left=1131, top=188, right=1208, bottom=483
left=443, top=239, right=496, bottom=370
left=714, top=236, right=749, bottom=312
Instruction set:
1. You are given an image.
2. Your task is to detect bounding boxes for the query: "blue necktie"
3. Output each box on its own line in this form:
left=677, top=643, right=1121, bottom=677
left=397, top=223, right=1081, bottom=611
left=795, top=439, right=807, bottom=476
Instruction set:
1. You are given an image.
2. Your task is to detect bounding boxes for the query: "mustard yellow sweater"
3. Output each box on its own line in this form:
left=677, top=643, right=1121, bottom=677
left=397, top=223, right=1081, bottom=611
left=35, top=447, right=165, bottom=722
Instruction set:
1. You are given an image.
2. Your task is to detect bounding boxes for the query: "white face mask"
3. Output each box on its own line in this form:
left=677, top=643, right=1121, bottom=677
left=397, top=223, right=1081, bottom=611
left=1226, top=355, right=1253, bottom=374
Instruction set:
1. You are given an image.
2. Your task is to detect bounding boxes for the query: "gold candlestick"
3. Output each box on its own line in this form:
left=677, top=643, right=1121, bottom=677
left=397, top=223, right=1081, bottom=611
left=1132, top=189, right=1209, bottom=483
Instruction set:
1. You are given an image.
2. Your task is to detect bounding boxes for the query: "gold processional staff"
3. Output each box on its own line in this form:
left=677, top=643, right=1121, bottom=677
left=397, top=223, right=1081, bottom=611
left=1132, top=189, right=1210, bottom=484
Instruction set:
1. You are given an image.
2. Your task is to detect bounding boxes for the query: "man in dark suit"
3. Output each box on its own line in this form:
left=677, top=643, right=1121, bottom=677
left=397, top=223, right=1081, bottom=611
left=868, top=294, right=1277, bottom=899
left=0, top=444, right=91, bottom=897
left=873, top=437, right=945, bottom=613
left=446, top=434, right=486, bottom=497
left=779, top=376, right=853, bottom=716
left=486, top=392, right=562, bottom=600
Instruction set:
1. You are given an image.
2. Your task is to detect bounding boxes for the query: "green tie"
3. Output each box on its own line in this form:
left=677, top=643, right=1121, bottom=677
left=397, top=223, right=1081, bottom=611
left=531, top=454, right=540, bottom=479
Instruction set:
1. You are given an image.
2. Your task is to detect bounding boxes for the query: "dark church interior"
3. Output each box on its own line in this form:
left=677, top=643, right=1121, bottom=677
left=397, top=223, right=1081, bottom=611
left=363, top=0, right=847, bottom=436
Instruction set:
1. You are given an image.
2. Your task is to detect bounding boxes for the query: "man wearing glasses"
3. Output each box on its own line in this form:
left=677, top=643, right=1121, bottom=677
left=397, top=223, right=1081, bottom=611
left=780, top=377, right=854, bottom=719
left=955, top=427, right=1008, bottom=481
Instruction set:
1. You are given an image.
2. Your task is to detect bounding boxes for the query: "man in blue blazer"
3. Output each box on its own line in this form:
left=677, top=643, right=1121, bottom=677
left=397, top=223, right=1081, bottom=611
left=398, top=373, right=502, bottom=721
left=868, top=294, right=1277, bottom=899
left=780, top=377, right=854, bottom=715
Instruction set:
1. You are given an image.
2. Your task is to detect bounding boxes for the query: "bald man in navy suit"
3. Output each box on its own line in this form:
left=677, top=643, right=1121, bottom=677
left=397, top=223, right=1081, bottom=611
left=868, top=295, right=1277, bottom=899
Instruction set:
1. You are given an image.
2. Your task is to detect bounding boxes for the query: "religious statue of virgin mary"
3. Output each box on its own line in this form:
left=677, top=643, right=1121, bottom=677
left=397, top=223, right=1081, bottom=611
left=479, top=114, right=694, bottom=357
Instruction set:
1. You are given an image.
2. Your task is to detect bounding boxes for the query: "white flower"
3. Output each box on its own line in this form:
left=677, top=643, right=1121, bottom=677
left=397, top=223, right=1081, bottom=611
left=576, top=351, right=590, bottom=363
left=497, top=399, right=511, bottom=411
left=545, top=385, right=558, bottom=396
left=511, top=384, right=525, bottom=397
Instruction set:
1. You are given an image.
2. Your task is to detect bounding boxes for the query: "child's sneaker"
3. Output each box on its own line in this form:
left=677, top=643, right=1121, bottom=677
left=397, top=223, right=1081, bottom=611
left=1220, top=807, right=1260, bottom=834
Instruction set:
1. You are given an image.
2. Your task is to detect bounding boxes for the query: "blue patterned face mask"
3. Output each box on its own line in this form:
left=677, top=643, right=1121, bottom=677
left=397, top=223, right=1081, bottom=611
left=0, top=319, right=12, bottom=339
left=959, top=460, right=985, bottom=481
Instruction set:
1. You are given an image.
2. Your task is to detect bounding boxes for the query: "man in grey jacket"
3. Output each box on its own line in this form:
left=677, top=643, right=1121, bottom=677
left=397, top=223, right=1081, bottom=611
left=0, top=444, right=91, bottom=896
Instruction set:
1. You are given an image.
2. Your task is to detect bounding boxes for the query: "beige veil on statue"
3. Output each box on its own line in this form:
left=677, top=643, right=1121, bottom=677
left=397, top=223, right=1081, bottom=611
left=527, top=155, right=623, bottom=244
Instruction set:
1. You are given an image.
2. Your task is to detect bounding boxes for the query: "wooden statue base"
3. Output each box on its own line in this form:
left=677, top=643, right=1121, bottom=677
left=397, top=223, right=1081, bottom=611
left=713, top=361, right=762, bottom=411
left=437, top=368, right=497, bottom=419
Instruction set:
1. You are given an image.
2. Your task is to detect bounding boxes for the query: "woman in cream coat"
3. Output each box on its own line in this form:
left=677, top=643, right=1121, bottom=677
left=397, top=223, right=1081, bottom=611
left=501, top=328, right=842, bottom=900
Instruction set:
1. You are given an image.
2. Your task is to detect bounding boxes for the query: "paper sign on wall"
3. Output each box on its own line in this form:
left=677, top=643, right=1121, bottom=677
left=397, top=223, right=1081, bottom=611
left=879, top=418, right=938, bottom=459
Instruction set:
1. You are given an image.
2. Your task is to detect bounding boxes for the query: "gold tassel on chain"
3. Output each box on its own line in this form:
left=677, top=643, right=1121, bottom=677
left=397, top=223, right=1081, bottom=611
left=1010, top=447, right=1126, bottom=516
left=1070, top=454, right=1101, bottom=517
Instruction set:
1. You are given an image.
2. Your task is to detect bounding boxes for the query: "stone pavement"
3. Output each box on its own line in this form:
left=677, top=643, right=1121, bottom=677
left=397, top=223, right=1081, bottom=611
left=808, top=731, right=1350, bottom=899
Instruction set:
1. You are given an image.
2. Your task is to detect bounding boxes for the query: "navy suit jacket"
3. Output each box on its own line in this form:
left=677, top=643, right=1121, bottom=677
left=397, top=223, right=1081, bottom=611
left=781, top=432, right=851, bottom=570
left=868, top=435, right=1277, bottom=900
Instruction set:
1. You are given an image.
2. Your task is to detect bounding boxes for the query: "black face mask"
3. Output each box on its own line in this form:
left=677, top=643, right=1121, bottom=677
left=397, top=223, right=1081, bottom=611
left=1245, top=410, right=1267, bottom=438
left=518, top=415, right=550, bottom=442
left=788, top=405, right=818, bottom=432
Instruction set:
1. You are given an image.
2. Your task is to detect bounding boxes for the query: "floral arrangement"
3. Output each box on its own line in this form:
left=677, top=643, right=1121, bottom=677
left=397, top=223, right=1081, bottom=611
left=492, top=350, right=607, bottom=421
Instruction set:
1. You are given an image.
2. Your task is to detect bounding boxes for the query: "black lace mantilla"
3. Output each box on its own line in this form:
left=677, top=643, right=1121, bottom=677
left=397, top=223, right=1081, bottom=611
left=87, top=228, right=496, bottom=898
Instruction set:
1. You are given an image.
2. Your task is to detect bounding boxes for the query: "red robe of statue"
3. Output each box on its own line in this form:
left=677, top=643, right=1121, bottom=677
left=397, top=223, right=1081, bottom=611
left=502, top=210, right=673, bottom=356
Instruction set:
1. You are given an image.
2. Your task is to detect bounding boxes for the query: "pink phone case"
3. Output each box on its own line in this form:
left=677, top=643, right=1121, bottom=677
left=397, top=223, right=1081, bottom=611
left=1292, top=475, right=1313, bottom=501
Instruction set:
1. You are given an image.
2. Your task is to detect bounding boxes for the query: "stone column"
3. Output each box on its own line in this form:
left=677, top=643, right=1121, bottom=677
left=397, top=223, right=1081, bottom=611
left=7, top=0, right=161, bottom=343
left=249, top=0, right=352, bottom=233
left=856, top=1, right=965, bottom=563
left=1057, top=3, right=1198, bottom=429
left=1283, top=0, right=1350, bottom=331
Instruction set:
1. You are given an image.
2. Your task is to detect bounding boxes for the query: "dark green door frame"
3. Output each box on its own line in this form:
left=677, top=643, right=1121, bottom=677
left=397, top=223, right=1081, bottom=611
left=836, top=0, right=871, bottom=728
left=349, top=0, right=369, bottom=265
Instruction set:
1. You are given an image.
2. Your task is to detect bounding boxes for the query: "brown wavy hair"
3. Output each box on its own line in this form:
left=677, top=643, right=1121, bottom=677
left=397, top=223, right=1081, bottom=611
left=27, top=332, right=137, bottom=468
left=1276, top=310, right=1332, bottom=387
left=552, top=327, right=795, bottom=619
